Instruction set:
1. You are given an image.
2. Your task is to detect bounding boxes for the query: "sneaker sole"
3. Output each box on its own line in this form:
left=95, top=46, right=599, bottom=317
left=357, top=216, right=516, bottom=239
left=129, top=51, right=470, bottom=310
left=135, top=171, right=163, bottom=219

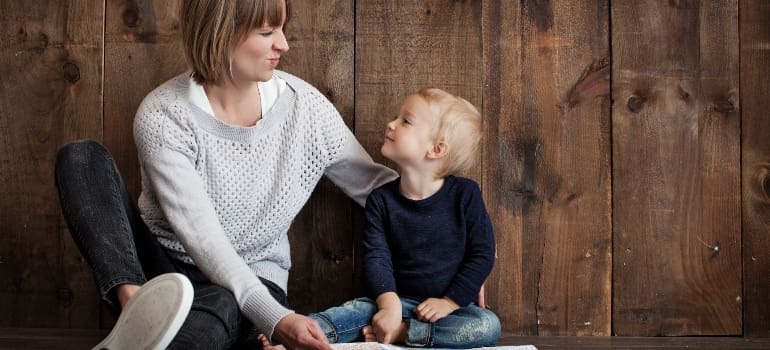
left=92, top=273, right=194, bottom=350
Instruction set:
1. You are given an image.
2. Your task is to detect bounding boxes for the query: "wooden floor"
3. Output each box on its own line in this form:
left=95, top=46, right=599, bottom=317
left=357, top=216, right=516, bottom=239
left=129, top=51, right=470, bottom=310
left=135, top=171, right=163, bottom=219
left=1, top=328, right=769, bottom=350
left=500, top=335, right=770, bottom=349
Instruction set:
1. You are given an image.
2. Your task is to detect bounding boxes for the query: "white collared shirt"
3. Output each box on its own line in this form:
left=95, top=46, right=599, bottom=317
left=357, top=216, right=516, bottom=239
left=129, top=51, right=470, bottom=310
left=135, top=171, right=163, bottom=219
left=188, top=74, right=288, bottom=119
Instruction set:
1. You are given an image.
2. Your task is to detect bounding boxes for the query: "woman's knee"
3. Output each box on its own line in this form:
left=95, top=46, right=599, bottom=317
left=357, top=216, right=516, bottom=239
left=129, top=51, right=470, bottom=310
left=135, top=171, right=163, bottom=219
left=55, top=140, right=112, bottom=175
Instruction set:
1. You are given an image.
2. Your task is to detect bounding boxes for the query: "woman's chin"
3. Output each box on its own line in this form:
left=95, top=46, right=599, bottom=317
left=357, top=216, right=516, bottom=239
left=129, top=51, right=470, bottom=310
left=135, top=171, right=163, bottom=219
left=234, top=69, right=274, bottom=83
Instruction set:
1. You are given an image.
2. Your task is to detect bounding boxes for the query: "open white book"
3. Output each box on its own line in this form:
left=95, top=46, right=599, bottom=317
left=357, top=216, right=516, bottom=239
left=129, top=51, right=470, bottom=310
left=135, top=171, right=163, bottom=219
left=330, top=343, right=538, bottom=350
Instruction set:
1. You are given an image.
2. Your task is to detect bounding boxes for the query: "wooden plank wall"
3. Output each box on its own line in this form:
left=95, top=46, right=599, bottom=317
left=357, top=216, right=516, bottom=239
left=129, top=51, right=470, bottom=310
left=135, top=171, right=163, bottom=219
left=482, top=0, right=612, bottom=336
left=0, top=0, right=767, bottom=338
left=282, top=0, right=358, bottom=314
left=612, top=0, right=742, bottom=336
left=0, top=1, right=104, bottom=328
left=101, top=0, right=186, bottom=327
left=740, top=0, right=770, bottom=339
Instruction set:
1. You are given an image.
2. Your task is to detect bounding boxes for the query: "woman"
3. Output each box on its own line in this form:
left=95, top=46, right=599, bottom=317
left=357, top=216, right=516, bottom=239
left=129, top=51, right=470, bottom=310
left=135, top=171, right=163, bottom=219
left=54, top=0, right=396, bottom=349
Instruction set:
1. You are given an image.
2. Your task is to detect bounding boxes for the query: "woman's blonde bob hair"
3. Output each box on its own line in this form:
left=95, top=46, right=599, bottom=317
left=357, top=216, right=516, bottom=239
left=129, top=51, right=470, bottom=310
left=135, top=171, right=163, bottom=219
left=415, top=88, right=482, bottom=178
left=180, top=0, right=290, bottom=85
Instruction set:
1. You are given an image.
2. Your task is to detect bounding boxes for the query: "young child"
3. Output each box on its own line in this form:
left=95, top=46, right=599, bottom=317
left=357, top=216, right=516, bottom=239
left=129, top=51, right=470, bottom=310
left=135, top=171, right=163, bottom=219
left=261, top=88, right=500, bottom=349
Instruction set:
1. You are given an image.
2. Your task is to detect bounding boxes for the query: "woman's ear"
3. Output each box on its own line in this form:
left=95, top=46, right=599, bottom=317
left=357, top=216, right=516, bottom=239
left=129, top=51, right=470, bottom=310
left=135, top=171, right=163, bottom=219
left=427, top=141, right=448, bottom=159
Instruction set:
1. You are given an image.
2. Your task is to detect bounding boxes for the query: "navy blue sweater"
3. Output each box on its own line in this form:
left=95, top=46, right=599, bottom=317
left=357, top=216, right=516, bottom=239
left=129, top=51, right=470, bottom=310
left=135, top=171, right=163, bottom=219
left=362, top=176, right=496, bottom=306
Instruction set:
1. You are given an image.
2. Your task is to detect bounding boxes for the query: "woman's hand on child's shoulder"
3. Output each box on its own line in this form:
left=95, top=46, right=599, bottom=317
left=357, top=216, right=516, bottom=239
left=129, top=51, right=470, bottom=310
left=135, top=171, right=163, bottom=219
left=414, top=297, right=460, bottom=323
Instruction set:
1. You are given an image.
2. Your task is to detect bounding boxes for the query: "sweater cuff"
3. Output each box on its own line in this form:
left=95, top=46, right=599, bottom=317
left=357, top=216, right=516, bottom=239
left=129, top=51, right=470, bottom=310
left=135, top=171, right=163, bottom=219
left=366, top=277, right=397, bottom=301
left=368, top=286, right=397, bottom=301
left=445, top=286, right=475, bottom=307
left=241, top=292, right=295, bottom=341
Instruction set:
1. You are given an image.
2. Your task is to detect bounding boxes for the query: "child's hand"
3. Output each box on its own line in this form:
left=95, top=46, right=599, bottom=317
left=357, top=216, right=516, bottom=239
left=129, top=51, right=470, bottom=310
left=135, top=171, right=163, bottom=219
left=371, top=307, right=403, bottom=344
left=477, top=284, right=486, bottom=308
left=415, top=297, right=460, bottom=323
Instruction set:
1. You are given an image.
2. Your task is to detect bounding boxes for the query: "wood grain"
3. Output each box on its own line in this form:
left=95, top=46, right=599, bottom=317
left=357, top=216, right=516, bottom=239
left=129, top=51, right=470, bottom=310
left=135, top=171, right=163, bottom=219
left=740, top=0, right=770, bottom=338
left=0, top=0, right=764, bottom=336
left=355, top=0, right=483, bottom=175
left=611, top=0, right=741, bottom=336
left=104, top=0, right=185, bottom=200
left=101, top=0, right=184, bottom=327
left=0, top=1, right=103, bottom=327
left=482, top=0, right=612, bottom=336
left=282, top=0, right=357, bottom=313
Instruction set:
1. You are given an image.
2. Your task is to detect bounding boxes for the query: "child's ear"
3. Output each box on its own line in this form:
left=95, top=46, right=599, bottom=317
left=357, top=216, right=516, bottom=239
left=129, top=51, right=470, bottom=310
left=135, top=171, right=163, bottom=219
left=427, top=141, right=448, bottom=159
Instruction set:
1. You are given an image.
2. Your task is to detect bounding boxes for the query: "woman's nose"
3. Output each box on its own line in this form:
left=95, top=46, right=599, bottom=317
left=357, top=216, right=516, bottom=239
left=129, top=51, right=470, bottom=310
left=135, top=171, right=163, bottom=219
left=274, top=30, right=289, bottom=53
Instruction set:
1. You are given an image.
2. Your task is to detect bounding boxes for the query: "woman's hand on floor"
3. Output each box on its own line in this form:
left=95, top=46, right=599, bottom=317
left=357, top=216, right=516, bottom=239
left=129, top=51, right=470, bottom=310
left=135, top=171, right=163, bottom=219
left=273, top=313, right=332, bottom=350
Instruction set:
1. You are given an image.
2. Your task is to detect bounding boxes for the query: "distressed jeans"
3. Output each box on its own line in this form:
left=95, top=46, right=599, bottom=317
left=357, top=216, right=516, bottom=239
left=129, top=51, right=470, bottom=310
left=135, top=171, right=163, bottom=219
left=55, top=140, right=286, bottom=349
left=311, top=297, right=501, bottom=348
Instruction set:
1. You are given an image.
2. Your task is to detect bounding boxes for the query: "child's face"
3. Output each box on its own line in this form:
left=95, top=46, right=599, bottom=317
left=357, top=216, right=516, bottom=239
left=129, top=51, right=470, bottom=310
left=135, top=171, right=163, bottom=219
left=381, top=94, right=439, bottom=167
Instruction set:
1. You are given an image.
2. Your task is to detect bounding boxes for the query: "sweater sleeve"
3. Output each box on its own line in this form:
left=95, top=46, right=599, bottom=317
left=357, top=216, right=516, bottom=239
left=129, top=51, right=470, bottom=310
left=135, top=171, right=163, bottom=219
left=361, top=192, right=397, bottom=299
left=444, top=182, right=496, bottom=306
left=326, top=132, right=398, bottom=207
left=134, top=103, right=292, bottom=340
left=307, top=90, right=398, bottom=206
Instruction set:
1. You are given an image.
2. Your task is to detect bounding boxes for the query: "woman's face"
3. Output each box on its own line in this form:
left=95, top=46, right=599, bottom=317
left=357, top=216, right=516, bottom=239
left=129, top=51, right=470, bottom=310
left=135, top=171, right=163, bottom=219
left=231, top=23, right=289, bottom=83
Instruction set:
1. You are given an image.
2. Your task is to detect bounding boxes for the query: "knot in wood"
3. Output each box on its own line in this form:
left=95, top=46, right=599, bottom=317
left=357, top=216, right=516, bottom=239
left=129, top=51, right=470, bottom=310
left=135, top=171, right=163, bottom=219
left=122, top=8, right=140, bottom=28
left=714, top=100, right=735, bottom=114
left=763, top=172, right=770, bottom=200
left=627, top=95, right=645, bottom=113
left=62, top=62, right=80, bottom=84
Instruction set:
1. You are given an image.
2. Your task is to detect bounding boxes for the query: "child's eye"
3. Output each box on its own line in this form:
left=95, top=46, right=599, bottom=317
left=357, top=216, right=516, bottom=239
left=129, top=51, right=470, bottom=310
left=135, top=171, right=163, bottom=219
left=402, top=118, right=412, bottom=125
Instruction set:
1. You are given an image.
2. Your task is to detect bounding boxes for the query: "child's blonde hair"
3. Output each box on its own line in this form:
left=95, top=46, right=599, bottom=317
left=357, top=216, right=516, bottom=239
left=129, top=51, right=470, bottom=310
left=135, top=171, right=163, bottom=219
left=416, top=88, right=482, bottom=178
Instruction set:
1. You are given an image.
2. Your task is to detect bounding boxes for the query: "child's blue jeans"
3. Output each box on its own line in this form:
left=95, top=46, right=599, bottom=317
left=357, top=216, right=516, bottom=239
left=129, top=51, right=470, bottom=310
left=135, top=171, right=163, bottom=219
left=310, top=297, right=501, bottom=348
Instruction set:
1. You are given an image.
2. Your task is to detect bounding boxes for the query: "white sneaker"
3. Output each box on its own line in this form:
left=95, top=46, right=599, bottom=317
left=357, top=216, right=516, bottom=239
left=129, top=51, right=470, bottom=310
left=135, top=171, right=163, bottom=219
left=93, top=273, right=194, bottom=350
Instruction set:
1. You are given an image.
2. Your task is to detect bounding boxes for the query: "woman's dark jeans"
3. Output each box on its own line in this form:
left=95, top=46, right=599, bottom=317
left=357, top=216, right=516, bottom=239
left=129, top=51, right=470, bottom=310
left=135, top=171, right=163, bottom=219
left=55, top=140, right=285, bottom=349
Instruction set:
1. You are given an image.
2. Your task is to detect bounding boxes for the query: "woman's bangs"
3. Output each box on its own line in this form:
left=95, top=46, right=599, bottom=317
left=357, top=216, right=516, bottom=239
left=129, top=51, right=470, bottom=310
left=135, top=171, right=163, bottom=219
left=238, top=0, right=288, bottom=30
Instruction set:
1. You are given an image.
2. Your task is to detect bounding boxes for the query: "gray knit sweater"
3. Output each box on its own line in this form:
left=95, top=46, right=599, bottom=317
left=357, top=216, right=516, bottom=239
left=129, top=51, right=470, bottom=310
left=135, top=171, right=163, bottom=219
left=133, top=70, right=397, bottom=339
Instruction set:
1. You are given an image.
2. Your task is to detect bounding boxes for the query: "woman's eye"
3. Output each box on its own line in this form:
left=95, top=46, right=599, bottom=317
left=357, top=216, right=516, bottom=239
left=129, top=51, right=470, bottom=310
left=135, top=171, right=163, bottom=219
left=260, top=29, right=275, bottom=36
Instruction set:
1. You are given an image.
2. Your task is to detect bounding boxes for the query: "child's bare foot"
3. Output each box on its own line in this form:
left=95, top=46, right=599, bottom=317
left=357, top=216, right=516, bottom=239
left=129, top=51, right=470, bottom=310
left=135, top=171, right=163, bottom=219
left=362, top=325, right=377, bottom=342
left=258, top=334, right=286, bottom=350
left=393, top=321, right=407, bottom=344
left=116, top=283, right=141, bottom=308
left=362, top=322, right=408, bottom=344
